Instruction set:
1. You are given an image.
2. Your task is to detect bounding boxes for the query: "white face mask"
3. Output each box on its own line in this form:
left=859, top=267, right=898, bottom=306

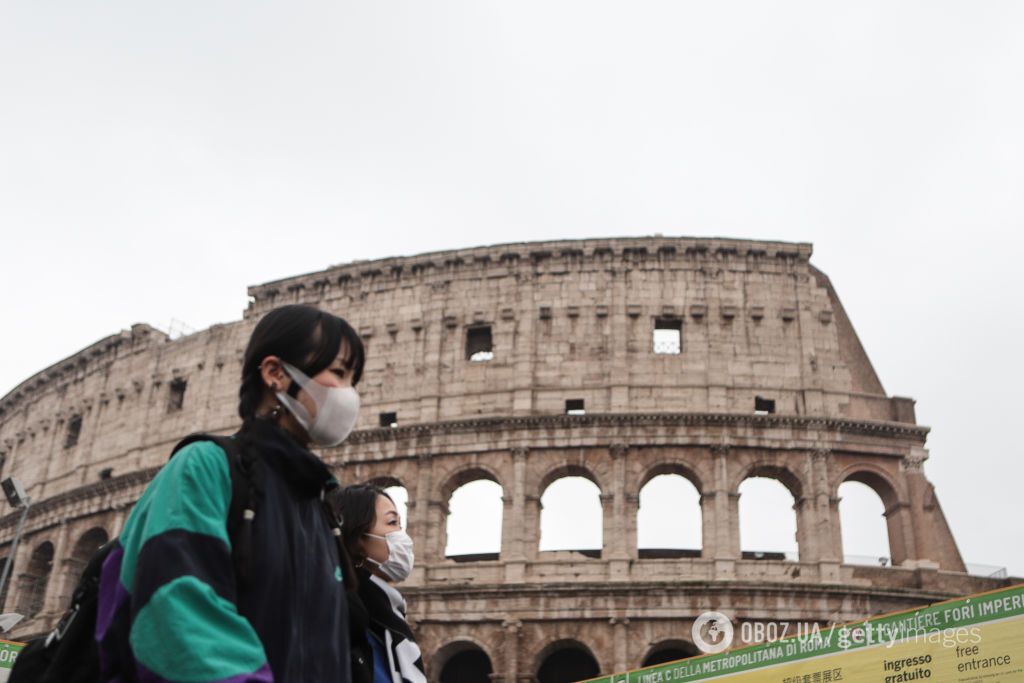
left=275, top=361, right=360, bottom=447
left=364, top=530, right=415, bottom=583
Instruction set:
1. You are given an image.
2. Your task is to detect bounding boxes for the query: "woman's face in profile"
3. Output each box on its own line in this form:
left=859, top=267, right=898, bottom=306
left=361, top=494, right=403, bottom=565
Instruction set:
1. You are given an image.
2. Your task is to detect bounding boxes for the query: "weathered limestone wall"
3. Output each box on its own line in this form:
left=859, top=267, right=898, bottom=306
left=0, top=236, right=996, bottom=679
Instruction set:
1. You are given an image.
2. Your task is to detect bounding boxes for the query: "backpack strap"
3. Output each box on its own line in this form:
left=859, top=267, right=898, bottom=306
left=170, top=433, right=259, bottom=590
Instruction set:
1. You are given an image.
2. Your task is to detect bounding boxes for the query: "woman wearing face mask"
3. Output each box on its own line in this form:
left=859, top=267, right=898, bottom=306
left=335, top=485, right=426, bottom=683
left=96, top=304, right=366, bottom=683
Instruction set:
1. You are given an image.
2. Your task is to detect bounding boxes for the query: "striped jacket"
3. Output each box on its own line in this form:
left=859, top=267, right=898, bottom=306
left=96, top=420, right=351, bottom=682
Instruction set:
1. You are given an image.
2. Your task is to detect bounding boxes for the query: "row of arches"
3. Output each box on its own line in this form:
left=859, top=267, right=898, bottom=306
left=434, top=638, right=699, bottom=683
left=0, top=527, right=108, bottom=618
left=378, top=474, right=892, bottom=562
left=434, top=643, right=704, bottom=683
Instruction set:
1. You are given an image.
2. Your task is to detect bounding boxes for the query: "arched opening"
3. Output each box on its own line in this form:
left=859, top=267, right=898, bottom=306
left=838, top=480, right=892, bottom=566
left=641, top=640, right=700, bottom=666
left=445, top=479, right=503, bottom=560
left=439, top=646, right=494, bottom=683
left=368, top=477, right=409, bottom=530
left=383, top=485, right=409, bottom=530
left=539, top=476, right=602, bottom=557
left=536, top=642, right=600, bottom=683
left=738, top=475, right=799, bottom=561
left=18, top=541, right=54, bottom=618
left=62, top=527, right=109, bottom=604
left=638, top=473, right=701, bottom=558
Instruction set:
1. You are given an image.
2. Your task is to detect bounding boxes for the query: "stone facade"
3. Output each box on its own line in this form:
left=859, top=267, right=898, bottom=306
left=0, top=236, right=1010, bottom=681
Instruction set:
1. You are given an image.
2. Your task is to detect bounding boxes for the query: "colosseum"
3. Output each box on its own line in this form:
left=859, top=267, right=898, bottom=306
left=0, top=236, right=1014, bottom=681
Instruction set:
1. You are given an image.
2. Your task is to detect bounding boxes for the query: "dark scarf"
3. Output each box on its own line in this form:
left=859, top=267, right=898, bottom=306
left=357, top=568, right=426, bottom=683
left=238, top=418, right=335, bottom=498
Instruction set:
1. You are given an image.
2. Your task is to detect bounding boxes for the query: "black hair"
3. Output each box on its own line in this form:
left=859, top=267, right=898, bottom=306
left=333, top=484, right=393, bottom=568
left=238, top=304, right=365, bottom=422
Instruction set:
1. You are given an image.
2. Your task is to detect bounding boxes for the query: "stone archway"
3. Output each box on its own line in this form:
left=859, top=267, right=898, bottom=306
left=535, top=640, right=600, bottom=683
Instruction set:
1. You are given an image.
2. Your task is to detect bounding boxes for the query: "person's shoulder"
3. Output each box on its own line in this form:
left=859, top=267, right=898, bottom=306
left=158, top=438, right=233, bottom=493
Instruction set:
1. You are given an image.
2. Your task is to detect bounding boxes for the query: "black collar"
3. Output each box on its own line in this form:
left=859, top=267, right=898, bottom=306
left=240, top=418, right=335, bottom=498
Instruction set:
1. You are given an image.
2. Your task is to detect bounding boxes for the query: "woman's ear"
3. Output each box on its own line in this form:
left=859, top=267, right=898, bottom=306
left=259, top=356, right=290, bottom=394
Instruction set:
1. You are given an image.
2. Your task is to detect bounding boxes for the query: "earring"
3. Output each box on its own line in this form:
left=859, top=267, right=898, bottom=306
left=267, top=403, right=283, bottom=420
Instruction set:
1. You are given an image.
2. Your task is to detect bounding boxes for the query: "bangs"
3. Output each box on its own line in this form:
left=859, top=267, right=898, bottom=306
left=296, top=314, right=365, bottom=387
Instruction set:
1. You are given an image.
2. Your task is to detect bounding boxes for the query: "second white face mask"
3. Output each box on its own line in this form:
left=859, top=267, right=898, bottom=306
left=365, top=530, right=415, bottom=583
left=276, top=361, right=360, bottom=447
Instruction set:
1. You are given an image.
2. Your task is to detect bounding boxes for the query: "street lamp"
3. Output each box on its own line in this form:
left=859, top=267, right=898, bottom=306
left=0, top=476, right=31, bottom=632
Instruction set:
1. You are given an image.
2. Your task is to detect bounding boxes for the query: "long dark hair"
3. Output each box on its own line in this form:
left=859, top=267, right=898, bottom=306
left=333, top=484, right=392, bottom=568
left=238, top=304, right=365, bottom=422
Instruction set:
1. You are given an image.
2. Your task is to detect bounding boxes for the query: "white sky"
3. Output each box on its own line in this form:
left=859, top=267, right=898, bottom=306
left=1, top=1, right=1021, bottom=577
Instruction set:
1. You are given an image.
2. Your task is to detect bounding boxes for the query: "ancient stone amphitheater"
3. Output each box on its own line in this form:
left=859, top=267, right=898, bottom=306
left=0, top=236, right=1011, bottom=682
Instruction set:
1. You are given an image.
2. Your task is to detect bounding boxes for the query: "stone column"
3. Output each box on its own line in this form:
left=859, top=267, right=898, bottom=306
left=699, top=491, right=718, bottom=559
left=709, top=446, right=739, bottom=579
left=609, top=268, right=631, bottom=411
left=407, top=453, right=440, bottom=585
left=524, top=495, right=542, bottom=562
left=502, top=448, right=529, bottom=582
left=808, top=448, right=842, bottom=581
left=883, top=501, right=914, bottom=566
left=624, top=493, right=640, bottom=560
left=501, top=619, right=523, bottom=683
left=41, top=522, right=70, bottom=616
left=512, top=281, right=536, bottom=415
left=604, top=444, right=632, bottom=580
left=828, top=495, right=844, bottom=562
left=610, top=617, right=630, bottom=672
left=792, top=496, right=813, bottom=561
left=904, top=446, right=965, bottom=571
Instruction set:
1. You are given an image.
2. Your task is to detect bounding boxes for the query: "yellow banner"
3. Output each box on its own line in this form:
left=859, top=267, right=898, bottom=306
left=584, top=584, right=1024, bottom=683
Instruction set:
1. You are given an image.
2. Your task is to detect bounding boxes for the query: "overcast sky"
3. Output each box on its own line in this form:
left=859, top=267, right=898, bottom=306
left=1, top=1, right=1021, bottom=578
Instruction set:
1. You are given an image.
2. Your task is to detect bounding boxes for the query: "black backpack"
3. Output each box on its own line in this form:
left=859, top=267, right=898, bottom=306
left=8, top=433, right=258, bottom=683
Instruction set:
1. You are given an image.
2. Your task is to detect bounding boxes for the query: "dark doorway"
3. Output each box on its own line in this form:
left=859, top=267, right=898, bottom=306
left=440, top=648, right=493, bottom=683
left=537, top=647, right=599, bottom=683
left=641, top=642, right=699, bottom=667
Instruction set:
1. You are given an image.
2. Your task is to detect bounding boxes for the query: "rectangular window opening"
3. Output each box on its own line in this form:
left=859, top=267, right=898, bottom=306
left=653, top=318, right=682, bottom=355
left=168, top=378, right=187, bottom=413
left=466, top=325, right=494, bottom=362
left=754, top=396, right=776, bottom=415
left=565, top=399, right=586, bottom=416
left=379, top=412, right=398, bottom=428
left=64, top=415, right=82, bottom=449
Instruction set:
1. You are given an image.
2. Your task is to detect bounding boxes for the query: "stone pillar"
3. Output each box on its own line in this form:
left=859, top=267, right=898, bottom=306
left=501, top=619, right=523, bottom=683
left=524, top=495, right=542, bottom=561
left=895, top=448, right=929, bottom=567
left=41, top=523, right=70, bottom=616
left=610, top=617, right=630, bottom=672
left=512, top=283, right=536, bottom=415
left=808, top=448, right=842, bottom=581
left=828, top=495, right=844, bottom=562
left=407, top=454, right=440, bottom=585
left=502, top=447, right=529, bottom=582
left=792, top=496, right=813, bottom=561
left=883, top=501, right=914, bottom=566
left=709, top=446, right=739, bottom=579
left=609, top=268, right=631, bottom=411
left=699, top=491, right=718, bottom=559
left=903, top=446, right=965, bottom=571
left=0, top=540, right=30, bottom=614
left=624, top=493, right=640, bottom=560
left=604, top=444, right=631, bottom=580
